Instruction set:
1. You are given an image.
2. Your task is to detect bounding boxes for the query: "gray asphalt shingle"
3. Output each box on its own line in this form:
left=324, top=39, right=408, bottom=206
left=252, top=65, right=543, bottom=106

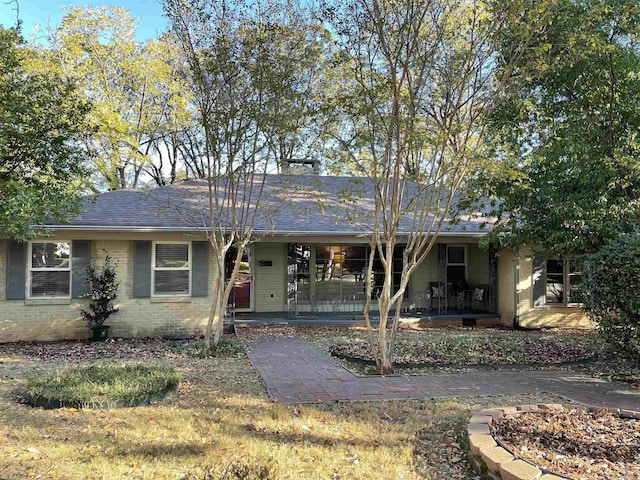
left=51, top=175, right=493, bottom=235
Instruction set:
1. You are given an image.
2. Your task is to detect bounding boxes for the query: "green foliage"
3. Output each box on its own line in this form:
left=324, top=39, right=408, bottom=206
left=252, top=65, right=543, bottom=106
left=478, top=0, right=640, bottom=256
left=164, top=0, right=333, bottom=174
left=80, top=256, right=120, bottom=329
left=0, top=26, right=92, bottom=241
left=18, top=363, right=181, bottom=408
left=582, top=233, right=640, bottom=359
left=163, top=0, right=335, bottom=350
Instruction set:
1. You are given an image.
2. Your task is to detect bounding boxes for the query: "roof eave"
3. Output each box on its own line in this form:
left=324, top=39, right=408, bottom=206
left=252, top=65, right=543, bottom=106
left=44, top=224, right=489, bottom=238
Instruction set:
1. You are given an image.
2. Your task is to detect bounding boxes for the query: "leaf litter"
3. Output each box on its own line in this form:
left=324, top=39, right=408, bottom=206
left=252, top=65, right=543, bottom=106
left=492, top=408, right=640, bottom=480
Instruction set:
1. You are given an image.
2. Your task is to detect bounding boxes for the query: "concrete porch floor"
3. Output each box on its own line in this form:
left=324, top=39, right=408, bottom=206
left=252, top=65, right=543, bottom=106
left=232, top=311, right=505, bottom=328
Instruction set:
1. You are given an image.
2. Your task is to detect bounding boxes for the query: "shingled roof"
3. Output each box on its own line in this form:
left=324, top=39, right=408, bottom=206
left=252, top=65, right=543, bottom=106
left=50, top=175, right=493, bottom=236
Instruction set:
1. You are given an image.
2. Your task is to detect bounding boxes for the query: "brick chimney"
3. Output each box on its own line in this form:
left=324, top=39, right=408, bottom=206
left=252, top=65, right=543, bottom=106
left=282, top=158, right=320, bottom=175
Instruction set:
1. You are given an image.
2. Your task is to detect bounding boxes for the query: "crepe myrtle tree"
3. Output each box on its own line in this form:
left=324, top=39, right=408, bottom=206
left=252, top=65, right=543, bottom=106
left=163, top=0, right=324, bottom=351
left=324, top=0, right=537, bottom=373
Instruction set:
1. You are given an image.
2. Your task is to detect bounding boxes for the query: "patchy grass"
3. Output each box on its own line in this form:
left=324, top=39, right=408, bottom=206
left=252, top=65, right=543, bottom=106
left=16, top=363, right=181, bottom=409
left=573, top=354, right=640, bottom=389
left=172, top=336, right=246, bottom=359
left=0, top=338, right=562, bottom=480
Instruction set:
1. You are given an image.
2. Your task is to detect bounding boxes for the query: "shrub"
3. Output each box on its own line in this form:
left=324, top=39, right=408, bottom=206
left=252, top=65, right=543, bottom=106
left=582, top=234, right=640, bottom=360
left=17, top=363, right=181, bottom=409
left=81, top=256, right=119, bottom=329
left=186, top=457, right=276, bottom=480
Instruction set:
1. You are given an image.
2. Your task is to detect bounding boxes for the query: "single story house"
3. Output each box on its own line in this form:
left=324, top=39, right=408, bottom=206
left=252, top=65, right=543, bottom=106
left=0, top=171, right=591, bottom=342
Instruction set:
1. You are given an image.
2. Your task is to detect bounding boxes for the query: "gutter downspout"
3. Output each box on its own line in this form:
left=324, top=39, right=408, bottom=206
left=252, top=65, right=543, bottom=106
left=513, top=246, right=520, bottom=328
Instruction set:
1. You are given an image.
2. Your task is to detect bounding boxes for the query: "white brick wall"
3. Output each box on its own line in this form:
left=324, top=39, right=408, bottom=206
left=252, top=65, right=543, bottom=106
left=0, top=238, right=218, bottom=342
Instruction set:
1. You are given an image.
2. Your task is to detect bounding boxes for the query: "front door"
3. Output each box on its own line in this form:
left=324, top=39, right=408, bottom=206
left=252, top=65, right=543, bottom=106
left=225, top=246, right=253, bottom=311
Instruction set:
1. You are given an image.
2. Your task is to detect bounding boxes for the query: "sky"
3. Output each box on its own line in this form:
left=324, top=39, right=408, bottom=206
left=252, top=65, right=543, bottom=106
left=0, top=0, right=167, bottom=41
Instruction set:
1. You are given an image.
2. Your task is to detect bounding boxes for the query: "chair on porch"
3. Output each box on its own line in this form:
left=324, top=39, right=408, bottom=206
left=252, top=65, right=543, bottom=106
left=472, top=284, right=489, bottom=312
left=429, top=282, right=447, bottom=312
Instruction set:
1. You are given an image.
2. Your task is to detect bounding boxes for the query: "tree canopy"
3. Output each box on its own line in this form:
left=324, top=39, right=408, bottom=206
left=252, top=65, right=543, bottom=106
left=41, top=6, right=192, bottom=190
left=478, top=0, right=640, bottom=256
left=0, top=26, right=91, bottom=241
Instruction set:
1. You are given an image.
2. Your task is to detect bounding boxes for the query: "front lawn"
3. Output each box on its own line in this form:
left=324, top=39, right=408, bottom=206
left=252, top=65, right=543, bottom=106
left=0, top=337, right=562, bottom=480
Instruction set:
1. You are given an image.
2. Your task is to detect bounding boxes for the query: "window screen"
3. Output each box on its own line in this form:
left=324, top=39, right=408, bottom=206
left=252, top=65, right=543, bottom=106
left=153, top=243, right=190, bottom=295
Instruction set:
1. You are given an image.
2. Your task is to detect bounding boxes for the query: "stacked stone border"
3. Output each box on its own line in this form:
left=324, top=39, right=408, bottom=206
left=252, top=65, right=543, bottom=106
left=467, top=403, right=640, bottom=480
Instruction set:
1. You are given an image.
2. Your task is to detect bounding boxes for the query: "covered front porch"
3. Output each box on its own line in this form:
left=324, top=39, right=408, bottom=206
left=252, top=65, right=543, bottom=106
left=283, top=242, right=498, bottom=318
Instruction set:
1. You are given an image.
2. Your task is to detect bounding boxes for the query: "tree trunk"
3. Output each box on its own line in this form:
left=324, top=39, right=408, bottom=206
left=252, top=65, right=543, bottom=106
left=203, top=242, right=245, bottom=355
left=376, top=244, right=394, bottom=374
left=204, top=260, right=224, bottom=354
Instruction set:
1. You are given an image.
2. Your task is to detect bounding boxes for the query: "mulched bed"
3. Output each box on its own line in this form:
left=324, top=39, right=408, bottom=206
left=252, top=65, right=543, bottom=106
left=0, top=335, right=240, bottom=363
left=492, top=408, right=640, bottom=480
left=329, top=338, right=593, bottom=366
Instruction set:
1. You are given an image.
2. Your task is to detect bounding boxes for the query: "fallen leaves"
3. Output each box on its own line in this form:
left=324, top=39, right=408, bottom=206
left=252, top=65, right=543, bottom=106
left=492, top=408, right=640, bottom=479
left=328, top=334, right=595, bottom=367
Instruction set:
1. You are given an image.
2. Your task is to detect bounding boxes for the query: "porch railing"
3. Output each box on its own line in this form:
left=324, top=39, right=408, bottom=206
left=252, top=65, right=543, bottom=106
left=287, top=287, right=494, bottom=318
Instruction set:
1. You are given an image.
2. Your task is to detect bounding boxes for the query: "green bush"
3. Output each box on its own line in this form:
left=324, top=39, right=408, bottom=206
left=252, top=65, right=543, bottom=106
left=80, top=256, right=120, bottom=329
left=582, top=234, right=640, bottom=360
left=17, top=363, right=181, bottom=409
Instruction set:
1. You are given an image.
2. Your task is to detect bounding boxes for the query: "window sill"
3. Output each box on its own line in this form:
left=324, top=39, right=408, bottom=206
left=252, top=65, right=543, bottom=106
left=25, top=298, right=71, bottom=306
left=534, top=304, right=583, bottom=309
left=150, top=297, right=192, bottom=304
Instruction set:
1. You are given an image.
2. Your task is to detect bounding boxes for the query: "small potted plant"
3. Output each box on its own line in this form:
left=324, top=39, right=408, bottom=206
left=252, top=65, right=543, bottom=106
left=81, top=256, right=120, bottom=341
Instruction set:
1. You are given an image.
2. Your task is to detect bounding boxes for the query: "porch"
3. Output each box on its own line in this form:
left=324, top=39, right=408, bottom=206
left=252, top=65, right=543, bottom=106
left=233, top=310, right=503, bottom=328
left=283, top=242, right=499, bottom=318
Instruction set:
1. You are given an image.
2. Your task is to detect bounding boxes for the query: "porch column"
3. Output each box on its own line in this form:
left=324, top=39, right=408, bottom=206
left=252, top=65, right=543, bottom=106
left=286, top=244, right=297, bottom=317
left=437, top=243, right=447, bottom=288
left=488, top=243, right=498, bottom=313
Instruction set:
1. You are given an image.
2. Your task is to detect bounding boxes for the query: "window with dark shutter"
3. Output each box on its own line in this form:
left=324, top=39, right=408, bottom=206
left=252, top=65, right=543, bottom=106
left=28, top=242, right=71, bottom=298
left=152, top=242, right=191, bottom=296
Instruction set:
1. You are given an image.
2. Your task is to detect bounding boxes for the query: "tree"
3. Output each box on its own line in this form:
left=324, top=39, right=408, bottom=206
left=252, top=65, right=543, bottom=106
left=42, top=7, right=192, bottom=191
left=0, top=26, right=91, bottom=241
left=325, top=0, right=531, bottom=373
left=163, top=0, right=327, bottom=350
left=582, top=233, right=640, bottom=360
left=478, top=0, right=640, bottom=257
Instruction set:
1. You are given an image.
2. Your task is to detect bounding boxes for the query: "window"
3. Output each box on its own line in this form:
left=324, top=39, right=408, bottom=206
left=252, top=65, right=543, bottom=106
left=447, top=245, right=466, bottom=286
left=29, top=241, right=71, bottom=298
left=288, top=244, right=311, bottom=301
left=542, top=258, right=583, bottom=306
left=152, top=242, right=191, bottom=296
left=315, top=245, right=403, bottom=302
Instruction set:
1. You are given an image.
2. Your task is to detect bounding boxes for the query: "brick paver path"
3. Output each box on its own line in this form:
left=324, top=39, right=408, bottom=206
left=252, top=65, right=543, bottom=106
left=246, top=336, right=640, bottom=410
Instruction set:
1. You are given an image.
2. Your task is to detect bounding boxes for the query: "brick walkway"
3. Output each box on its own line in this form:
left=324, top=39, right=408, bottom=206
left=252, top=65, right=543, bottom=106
left=246, top=336, right=640, bottom=410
